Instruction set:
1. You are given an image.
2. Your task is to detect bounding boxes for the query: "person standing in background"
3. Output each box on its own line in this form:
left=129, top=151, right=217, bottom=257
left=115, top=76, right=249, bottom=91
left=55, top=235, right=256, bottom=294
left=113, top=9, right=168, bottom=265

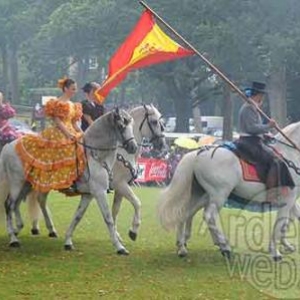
left=0, top=90, right=22, bottom=145
left=81, top=82, right=105, bottom=131
left=31, top=101, right=45, bottom=131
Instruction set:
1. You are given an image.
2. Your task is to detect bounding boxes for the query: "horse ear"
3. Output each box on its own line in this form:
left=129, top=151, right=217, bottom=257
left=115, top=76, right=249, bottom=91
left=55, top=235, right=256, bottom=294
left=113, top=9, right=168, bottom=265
left=143, top=104, right=148, bottom=113
left=113, top=107, right=121, bottom=120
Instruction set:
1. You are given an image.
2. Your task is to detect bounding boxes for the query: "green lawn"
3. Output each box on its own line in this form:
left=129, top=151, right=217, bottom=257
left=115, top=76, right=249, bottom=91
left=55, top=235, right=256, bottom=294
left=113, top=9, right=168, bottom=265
left=0, top=187, right=299, bottom=299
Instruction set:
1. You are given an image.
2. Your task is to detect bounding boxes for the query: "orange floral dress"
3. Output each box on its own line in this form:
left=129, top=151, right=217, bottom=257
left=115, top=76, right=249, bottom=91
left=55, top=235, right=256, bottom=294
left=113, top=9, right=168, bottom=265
left=15, top=99, right=85, bottom=192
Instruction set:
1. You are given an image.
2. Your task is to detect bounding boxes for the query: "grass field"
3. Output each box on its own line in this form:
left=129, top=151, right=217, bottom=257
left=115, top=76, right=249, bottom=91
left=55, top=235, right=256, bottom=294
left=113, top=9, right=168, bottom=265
left=0, top=187, right=299, bottom=299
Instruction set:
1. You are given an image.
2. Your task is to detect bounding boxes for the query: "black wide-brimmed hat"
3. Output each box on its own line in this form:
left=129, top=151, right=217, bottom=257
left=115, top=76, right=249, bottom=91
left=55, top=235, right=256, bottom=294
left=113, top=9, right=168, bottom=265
left=252, top=81, right=266, bottom=93
left=244, top=81, right=266, bottom=97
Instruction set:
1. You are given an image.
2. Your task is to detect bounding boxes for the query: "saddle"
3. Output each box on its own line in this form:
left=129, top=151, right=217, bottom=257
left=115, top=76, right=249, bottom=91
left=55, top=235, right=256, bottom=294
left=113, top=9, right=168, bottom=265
left=219, top=141, right=272, bottom=184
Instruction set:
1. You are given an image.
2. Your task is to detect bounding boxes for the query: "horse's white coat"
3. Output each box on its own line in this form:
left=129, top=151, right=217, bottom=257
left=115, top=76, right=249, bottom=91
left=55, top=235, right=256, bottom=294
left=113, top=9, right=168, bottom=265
left=0, top=109, right=138, bottom=254
left=158, top=122, right=300, bottom=260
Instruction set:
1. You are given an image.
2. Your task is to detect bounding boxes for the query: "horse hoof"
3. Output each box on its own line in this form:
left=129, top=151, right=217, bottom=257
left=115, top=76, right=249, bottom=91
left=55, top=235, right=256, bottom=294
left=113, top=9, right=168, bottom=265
left=273, top=255, right=282, bottom=262
left=49, top=232, right=58, bottom=238
left=31, top=228, right=40, bottom=235
left=128, top=230, right=137, bottom=241
left=283, top=244, right=296, bottom=253
left=221, top=250, right=231, bottom=260
left=9, top=241, right=20, bottom=248
left=117, top=248, right=129, bottom=255
left=178, top=251, right=188, bottom=258
left=64, top=244, right=74, bottom=251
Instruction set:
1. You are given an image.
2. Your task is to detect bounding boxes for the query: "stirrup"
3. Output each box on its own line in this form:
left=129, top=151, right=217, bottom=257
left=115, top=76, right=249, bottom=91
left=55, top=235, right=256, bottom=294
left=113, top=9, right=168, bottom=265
left=59, top=183, right=80, bottom=196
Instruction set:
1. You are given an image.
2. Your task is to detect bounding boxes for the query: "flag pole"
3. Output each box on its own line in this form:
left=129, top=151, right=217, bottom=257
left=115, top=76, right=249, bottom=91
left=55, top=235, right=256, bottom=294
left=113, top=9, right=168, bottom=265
left=139, top=0, right=300, bottom=152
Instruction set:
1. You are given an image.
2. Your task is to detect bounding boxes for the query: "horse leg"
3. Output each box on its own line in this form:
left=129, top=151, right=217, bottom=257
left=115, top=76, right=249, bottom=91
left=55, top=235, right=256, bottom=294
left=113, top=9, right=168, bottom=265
left=287, top=202, right=300, bottom=251
left=176, top=222, right=188, bottom=257
left=13, top=201, right=24, bottom=235
left=94, top=189, right=129, bottom=255
left=5, top=197, right=20, bottom=247
left=176, top=193, right=208, bottom=257
left=12, top=183, right=32, bottom=236
left=114, top=183, right=141, bottom=241
left=269, top=190, right=296, bottom=261
left=203, top=201, right=231, bottom=258
left=37, top=192, right=57, bottom=238
left=6, top=182, right=32, bottom=246
left=290, top=202, right=300, bottom=221
left=177, top=216, right=195, bottom=257
left=26, top=191, right=40, bottom=235
left=64, top=194, right=92, bottom=250
left=111, top=191, right=124, bottom=243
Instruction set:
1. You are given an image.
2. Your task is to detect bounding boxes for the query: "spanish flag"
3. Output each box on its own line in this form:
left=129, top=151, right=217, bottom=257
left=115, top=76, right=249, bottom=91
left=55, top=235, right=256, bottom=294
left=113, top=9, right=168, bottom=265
left=95, top=10, right=194, bottom=103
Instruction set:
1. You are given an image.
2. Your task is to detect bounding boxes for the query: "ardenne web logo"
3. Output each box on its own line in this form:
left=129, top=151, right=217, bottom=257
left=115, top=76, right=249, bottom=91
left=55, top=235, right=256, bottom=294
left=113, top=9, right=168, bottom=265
left=197, top=201, right=300, bottom=299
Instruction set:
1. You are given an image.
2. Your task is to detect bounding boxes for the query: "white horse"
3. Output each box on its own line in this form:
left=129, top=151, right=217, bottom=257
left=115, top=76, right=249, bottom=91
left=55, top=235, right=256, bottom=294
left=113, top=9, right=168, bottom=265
left=0, top=108, right=138, bottom=255
left=158, top=121, right=300, bottom=261
left=26, top=104, right=165, bottom=244
left=110, top=104, right=165, bottom=241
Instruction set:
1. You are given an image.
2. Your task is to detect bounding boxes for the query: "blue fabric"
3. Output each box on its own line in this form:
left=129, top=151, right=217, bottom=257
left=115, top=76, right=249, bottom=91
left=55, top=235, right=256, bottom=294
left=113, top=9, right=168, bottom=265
left=244, top=88, right=253, bottom=97
left=221, top=141, right=237, bottom=151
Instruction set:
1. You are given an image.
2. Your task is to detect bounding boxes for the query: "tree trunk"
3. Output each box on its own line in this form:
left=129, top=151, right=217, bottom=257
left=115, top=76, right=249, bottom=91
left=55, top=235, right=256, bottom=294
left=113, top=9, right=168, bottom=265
left=77, top=58, right=89, bottom=89
left=173, top=95, right=189, bottom=132
left=222, top=84, right=233, bottom=141
left=8, top=46, right=19, bottom=104
left=267, top=67, right=287, bottom=128
left=192, top=101, right=202, bottom=133
left=68, top=56, right=79, bottom=80
left=163, top=75, right=189, bottom=132
left=1, top=45, right=9, bottom=97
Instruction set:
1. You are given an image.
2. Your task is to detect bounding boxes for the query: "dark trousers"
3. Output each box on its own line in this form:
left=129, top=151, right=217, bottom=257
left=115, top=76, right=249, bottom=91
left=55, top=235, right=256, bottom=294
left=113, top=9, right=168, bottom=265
left=237, top=136, right=295, bottom=189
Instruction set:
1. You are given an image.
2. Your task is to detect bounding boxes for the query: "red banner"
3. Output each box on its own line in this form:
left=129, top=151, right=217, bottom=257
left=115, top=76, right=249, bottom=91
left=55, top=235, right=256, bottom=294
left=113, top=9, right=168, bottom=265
left=95, top=10, right=194, bottom=103
left=136, top=158, right=168, bottom=183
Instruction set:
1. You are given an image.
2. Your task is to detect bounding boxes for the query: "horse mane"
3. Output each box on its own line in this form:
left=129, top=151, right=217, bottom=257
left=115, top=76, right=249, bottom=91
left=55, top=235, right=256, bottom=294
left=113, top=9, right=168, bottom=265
left=83, top=110, right=117, bottom=148
left=275, top=121, right=300, bottom=143
left=130, top=104, right=159, bottom=116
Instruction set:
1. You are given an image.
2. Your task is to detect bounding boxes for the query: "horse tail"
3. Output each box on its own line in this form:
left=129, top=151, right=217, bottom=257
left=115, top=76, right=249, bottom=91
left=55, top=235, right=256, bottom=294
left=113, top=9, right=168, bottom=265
left=0, top=145, right=10, bottom=222
left=27, top=191, right=41, bottom=223
left=157, top=151, right=198, bottom=231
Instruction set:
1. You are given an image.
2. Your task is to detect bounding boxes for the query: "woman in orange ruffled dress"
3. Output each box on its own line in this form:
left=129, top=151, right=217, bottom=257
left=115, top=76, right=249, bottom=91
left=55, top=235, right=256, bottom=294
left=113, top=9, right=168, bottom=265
left=16, top=78, right=85, bottom=193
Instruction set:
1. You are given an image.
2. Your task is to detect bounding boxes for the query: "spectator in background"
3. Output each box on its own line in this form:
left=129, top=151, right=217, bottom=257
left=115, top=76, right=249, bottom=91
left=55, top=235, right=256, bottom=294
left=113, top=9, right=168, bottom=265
left=81, top=82, right=105, bottom=131
left=0, top=90, right=21, bottom=145
left=31, top=101, right=45, bottom=131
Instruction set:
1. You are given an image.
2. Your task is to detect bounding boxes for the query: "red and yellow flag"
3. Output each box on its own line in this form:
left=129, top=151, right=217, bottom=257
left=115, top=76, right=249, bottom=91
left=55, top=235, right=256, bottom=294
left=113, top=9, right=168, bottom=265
left=95, top=10, right=194, bottom=103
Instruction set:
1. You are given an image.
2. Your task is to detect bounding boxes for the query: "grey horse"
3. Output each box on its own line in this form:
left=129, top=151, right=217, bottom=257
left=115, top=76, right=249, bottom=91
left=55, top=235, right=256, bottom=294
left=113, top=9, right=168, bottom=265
left=0, top=108, right=138, bottom=255
left=26, top=104, right=166, bottom=248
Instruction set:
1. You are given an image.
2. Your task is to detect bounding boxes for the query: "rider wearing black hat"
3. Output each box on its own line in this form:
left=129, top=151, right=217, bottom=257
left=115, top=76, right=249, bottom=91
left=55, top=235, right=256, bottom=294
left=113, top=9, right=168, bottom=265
left=237, top=81, right=294, bottom=202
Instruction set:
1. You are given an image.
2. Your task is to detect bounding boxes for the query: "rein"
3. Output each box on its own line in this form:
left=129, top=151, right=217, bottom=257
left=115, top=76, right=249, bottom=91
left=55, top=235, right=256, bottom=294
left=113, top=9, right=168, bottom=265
left=270, top=137, right=300, bottom=175
left=76, top=138, right=135, bottom=152
left=76, top=140, right=117, bottom=151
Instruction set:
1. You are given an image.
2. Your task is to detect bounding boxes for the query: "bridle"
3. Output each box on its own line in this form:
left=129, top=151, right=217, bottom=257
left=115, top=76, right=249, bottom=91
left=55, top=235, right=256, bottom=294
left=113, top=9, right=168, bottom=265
left=139, top=104, right=164, bottom=144
left=117, top=123, right=136, bottom=151
left=77, top=115, right=135, bottom=152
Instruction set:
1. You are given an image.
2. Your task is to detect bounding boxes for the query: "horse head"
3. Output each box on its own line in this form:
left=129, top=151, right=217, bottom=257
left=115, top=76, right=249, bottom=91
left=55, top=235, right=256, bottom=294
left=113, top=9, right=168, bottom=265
left=111, top=108, right=138, bottom=154
left=132, top=104, right=166, bottom=151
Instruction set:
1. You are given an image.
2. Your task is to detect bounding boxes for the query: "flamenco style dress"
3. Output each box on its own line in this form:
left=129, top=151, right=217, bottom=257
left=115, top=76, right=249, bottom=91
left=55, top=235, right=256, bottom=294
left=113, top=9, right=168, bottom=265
left=16, top=99, right=85, bottom=192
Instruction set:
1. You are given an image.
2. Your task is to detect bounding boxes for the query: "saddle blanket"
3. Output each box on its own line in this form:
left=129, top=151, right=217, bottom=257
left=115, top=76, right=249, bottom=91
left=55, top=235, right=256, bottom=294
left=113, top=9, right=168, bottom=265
left=239, top=160, right=260, bottom=182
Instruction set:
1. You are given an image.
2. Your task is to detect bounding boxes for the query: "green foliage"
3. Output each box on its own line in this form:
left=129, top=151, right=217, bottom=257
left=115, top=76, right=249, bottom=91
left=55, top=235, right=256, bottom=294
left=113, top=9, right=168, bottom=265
left=2, top=0, right=300, bottom=123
